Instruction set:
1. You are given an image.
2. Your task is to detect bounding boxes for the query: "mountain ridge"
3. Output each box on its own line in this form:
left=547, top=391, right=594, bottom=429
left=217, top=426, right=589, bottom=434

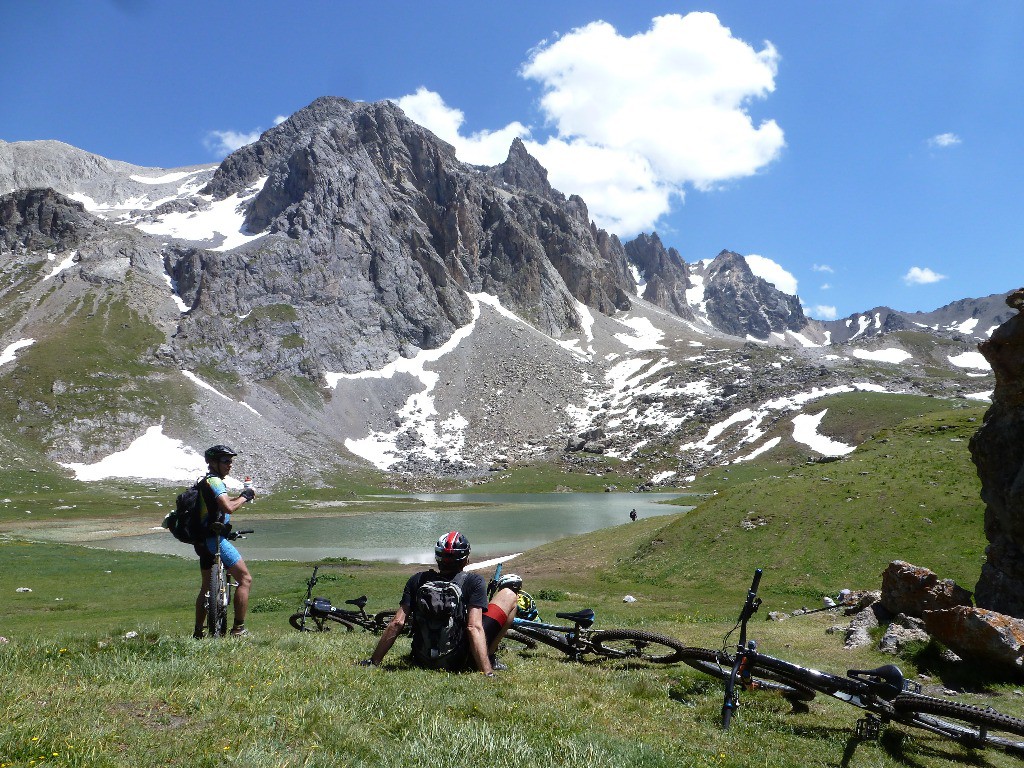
left=0, top=96, right=1008, bottom=487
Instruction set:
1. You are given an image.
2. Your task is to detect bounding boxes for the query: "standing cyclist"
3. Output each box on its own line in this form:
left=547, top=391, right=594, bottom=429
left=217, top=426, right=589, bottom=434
left=193, top=444, right=256, bottom=638
left=363, top=531, right=519, bottom=676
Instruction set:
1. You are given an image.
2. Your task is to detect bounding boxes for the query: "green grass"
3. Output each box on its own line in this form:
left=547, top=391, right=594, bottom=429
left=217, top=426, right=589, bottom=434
left=3, top=401, right=1024, bottom=767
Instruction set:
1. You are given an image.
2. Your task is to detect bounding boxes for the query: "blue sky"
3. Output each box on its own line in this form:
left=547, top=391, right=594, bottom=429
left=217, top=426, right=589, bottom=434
left=2, top=1, right=1021, bottom=319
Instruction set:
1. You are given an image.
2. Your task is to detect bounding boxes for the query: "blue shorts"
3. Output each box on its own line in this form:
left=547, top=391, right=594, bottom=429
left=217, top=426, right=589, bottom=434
left=194, top=537, right=241, bottom=569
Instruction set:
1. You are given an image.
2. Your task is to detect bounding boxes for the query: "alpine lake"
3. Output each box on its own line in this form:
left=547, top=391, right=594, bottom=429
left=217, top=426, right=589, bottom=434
left=88, top=492, right=693, bottom=564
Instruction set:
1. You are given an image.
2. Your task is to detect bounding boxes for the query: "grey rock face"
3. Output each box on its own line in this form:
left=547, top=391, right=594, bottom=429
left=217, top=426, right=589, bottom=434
left=172, top=97, right=636, bottom=380
left=0, top=188, right=97, bottom=251
left=623, top=232, right=694, bottom=320
left=971, top=289, right=1024, bottom=616
left=700, top=250, right=808, bottom=339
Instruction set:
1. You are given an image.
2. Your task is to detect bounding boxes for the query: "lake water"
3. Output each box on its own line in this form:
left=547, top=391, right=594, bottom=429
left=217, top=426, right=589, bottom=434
left=100, top=492, right=691, bottom=563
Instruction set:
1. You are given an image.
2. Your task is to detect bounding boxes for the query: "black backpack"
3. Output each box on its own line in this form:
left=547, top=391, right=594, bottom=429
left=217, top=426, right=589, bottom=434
left=162, top=474, right=213, bottom=544
left=410, top=572, right=470, bottom=669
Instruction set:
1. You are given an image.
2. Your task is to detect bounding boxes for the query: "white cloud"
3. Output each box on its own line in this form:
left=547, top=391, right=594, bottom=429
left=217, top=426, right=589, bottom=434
left=745, top=254, right=797, bottom=295
left=396, top=87, right=531, bottom=166
left=204, top=128, right=263, bottom=157
left=903, top=266, right=947, bottom=285
left=812, top=263, right=834, bottom=273
left=398, top=12, right=784, bottom=237
left=928, top=132, right=961, bottom=148
left=820, top=283, right=832, bottom=290
left=810, top=304, right=837, bottom=320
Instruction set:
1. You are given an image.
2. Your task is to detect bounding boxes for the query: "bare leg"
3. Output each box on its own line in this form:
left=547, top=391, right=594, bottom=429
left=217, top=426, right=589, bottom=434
left=486, top=588, right=520, bottom=655
left=227, top=559, right=252, bottom=630
left=195, top=568, right=212, bottom=635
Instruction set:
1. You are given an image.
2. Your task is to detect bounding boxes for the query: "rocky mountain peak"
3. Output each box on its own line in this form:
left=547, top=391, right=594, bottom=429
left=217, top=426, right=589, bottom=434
left=170, top=96, right=637, bottom=380
left=484, top=137, right=556, bottom=200
left=700, top=249, right=808, bottom=339
left=623, top=232, right=693, bottom=320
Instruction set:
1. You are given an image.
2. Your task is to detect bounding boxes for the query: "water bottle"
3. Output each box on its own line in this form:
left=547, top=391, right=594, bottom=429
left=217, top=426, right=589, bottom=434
left=244, top=476, right=254, bottom=503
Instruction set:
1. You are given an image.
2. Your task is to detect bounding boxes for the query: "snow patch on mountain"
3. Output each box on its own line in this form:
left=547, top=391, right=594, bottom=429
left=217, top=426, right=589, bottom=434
left=0, top=338, right=35, bottom=366
left=948, top=351, right=989, bottom=371
left=43, top=251, right=78, bottom=280
left=181, top=370, right=261, bottom=416
left=851, top=348, right=913, bottom=364
left=792, top=409, right=855, bottom=456
left=61, top=425, right=206, bottom=482
left=135, top=176, right=269, bottom=251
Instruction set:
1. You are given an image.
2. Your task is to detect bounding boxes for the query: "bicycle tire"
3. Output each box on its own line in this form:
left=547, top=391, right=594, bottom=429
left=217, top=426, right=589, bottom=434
left=893, top=693, right=1024, bottom=754
left=289, top=611, right=321, bottom=632
left=373, top=610, right=397, bottom=633
left=207, top=566, right=226, bottom=638
left=513, top=626, right=576, bottom=657
left=678, top=647, right=817, bottom=701
left=591, top=629, right=688, bottom=663
left=503, top=628, right=538, bottom=650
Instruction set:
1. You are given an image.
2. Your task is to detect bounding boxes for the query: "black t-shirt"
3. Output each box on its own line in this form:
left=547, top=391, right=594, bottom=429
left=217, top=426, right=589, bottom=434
left=400, top=569, right=487, bottom=612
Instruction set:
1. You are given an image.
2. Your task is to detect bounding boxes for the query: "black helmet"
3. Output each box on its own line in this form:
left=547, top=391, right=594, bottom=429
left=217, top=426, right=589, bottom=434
left=204, top=444, right=238, bottom=463
left=434, top=531, right=470, bottom=568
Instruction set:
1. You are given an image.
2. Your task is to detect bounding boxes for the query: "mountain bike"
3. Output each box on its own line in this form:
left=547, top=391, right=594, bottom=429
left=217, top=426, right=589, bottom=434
left=289, top=564, right=398, bottom=633
left=678, top=568, right=1024, bottom=754
left=486, top=561, right=685, bottom=663
left=507, top=609, right=687, bottom=663
left=206, top=529, right=253, bottom=638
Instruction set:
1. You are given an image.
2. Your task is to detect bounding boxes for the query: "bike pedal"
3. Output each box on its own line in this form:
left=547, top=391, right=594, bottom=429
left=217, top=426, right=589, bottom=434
left=855, top=715, right=881, bottom=741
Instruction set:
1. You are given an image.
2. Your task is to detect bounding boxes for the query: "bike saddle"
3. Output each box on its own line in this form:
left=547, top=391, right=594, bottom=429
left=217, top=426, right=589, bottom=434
left=345, top=596, right=369, bottom=609
left=848, top=664, right=905, bottom=692
left=555, top=608, right=595, bottom=628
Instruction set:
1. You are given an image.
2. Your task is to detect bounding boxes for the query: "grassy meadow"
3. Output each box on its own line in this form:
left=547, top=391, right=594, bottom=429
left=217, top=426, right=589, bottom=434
left=3, top=396, right=1024, bottom=767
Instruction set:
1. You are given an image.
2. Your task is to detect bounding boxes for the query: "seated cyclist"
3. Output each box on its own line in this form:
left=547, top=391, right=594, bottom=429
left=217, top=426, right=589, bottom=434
left=363, top=531, right=520, bottom=675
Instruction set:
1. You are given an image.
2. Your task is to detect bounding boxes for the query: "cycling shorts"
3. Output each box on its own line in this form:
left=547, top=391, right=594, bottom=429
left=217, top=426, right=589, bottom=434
left=194, top=537, right=241, bottom=570
left=482, top=602, right=509, bottom=645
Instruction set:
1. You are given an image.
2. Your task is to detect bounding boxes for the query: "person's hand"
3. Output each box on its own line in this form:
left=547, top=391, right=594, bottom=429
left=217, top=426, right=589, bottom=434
left=209, top=521, right=232, bottom=536
left=239, top=488, right=256, bottom=502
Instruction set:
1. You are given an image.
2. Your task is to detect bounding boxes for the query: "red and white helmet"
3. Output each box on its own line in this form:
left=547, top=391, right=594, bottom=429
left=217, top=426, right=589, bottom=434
left=434, top=531, right=471, bottom=567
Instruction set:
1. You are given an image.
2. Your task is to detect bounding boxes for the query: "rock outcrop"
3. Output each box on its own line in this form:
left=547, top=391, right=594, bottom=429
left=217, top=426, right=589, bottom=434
left=623, top=232, right=694, bottom=320
left=923, top=606, right=1024, bottom=672
left=880, top=560, right=973, bottom=616
left=970, top=288, right=1024, bottom=617
left=699, top=250, right=808, bottom=339
left=0, top=187, right=96, bottom=251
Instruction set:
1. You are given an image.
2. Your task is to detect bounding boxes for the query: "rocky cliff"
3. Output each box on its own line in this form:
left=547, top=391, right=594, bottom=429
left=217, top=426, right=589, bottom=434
left=698, top=250, right=808, bottom=338
left=623, top=233, right=694, bottom=320
left=971, top=288, right=1024, bottom=617
left=172, top=97, right=636, bottom=381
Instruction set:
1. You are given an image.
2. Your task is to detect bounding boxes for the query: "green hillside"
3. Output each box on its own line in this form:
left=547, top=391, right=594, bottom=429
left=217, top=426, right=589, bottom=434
left=3, top=400, right=1022, bottom=767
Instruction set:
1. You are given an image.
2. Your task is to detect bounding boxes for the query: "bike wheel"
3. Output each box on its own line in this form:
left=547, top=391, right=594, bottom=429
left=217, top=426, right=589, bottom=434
left=893, top=693, right=1024, bottom=754
left=207, top=566, right=227, bottom=638
left=591, top=629, right=688, bottom=663
left=373, top=610, right=397, bottom=633
left=503, top=628, right=538, bottom=650
left=678, top=647, right=817, bottom=701
left=289, top=610, right=320, bottom=632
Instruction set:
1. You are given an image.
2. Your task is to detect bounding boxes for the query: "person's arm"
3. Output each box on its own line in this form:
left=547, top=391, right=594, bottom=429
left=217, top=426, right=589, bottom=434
left=465, top=606, right=492, bottom=675
left=217, top=492, right=249, bottom=516
left=367, top=605, right=408, bottom=665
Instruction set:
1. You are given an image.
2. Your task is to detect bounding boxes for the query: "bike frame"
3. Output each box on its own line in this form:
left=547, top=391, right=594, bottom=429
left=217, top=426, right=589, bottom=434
left=719, top=568, right=918, bottom=733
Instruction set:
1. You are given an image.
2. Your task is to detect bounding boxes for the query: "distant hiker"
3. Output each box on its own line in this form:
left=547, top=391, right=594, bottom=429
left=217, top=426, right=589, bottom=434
left=361, top=531, right=518, bottom=676
left=193, top=445, right=256, bottom=638
left=630, top=508, right=638, bottom=522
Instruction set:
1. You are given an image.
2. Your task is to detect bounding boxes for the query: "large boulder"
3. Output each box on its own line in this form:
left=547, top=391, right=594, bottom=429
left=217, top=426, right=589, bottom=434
left=970, top=288, right=1024, bottom=617
left=923, top=606, right=1024, bottom=673
left=880, top=560, right=972, bottom=617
